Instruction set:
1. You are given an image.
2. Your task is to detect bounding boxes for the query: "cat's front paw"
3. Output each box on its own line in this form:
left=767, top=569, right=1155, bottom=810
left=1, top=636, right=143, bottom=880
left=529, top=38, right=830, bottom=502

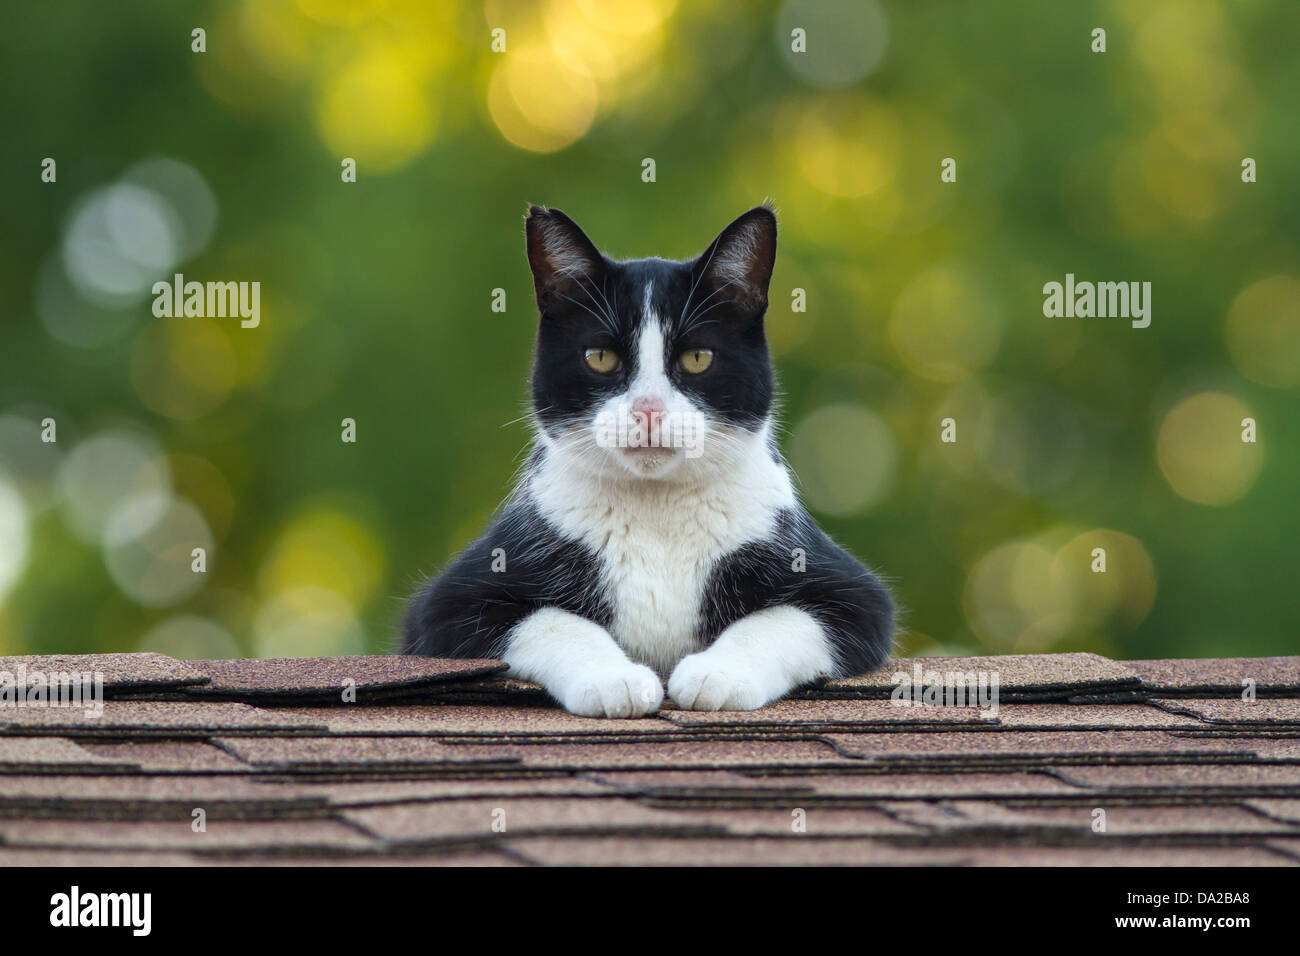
left=560, top=662, right=664, bottom=719
left=667, top=653, right=768, bottom=711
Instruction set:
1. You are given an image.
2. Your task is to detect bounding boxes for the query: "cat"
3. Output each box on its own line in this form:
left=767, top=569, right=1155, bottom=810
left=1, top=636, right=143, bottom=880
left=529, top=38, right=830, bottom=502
left=402, top=203, right=894, bottom=717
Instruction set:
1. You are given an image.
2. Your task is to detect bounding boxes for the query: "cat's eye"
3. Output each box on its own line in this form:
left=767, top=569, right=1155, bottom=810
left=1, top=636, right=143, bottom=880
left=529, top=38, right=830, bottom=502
left=584, top=348, right=621, bottom=374
left=679, top=348, right=714, bottom=374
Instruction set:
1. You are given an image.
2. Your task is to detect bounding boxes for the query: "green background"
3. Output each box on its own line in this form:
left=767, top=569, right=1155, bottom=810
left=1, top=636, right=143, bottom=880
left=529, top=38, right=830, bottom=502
left=1, top=0, right=1297, bottom=663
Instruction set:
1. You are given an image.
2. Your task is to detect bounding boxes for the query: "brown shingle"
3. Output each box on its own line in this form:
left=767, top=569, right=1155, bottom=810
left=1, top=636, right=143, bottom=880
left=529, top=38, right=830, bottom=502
left=3, top=650, right=1296, bottom=866
left=183, top=656, right=507, bottom=702
left=0, top=818, right=376, bottom=852
left=659, top=698, right=996, bottom=728
left=1129, top=657, right=1300, bottom=696
left=924, top=846, right=1294, bottom=867
left=1052, top=763, right=1300, bottom=792
left=995, top=703, right=1206, bottom=728
left=280, top=704, right=682, bottom=737
left=0, top=773, right=332, bottom=820
left=825, top=729, right=1258, bottom=765
left=212, top=735, right=523, bottom=771
left=582, top=769, right=819, bottom=797
left=413, top=676, right=551, bottom=706
left=71, top=739, right=252, bottom=772
left=0, top=652, right=207, bottom=695
left=343, top=796, right=713, bottom=842
left=658, top=805, right=920, bottom=836
left=894, top=800, right=1298, bottom=835
left=0, top=736, right=136, bottom=770
left=503, top=834, right=970, bottom=866
left=436, top=738, right=852, bottom=771
left=803, top=771, right=1079, bottom=800
left=1150, top=698, right=1300, bottom=726
left=309, top=776, right=617, bottom=806
left=235, top=848, right=528, bottom=866
left=807, top=653, right=1140, bottom=700
left=0, top=700, right=328, bottom=736
left=1245, top=799, right=1300, bottom=824
left=0, top=848, right=205, bottom=866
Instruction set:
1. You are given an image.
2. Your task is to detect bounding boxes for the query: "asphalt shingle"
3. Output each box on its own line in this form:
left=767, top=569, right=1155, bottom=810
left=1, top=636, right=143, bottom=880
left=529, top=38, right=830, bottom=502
left=182, top=656, right=507, bottom=703
left=2, top=652, right=1296, bottom=866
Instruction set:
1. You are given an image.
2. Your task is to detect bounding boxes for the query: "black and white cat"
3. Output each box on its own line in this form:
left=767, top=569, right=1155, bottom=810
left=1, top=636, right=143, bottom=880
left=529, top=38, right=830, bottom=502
left=402, top=204, right=893, bottom=717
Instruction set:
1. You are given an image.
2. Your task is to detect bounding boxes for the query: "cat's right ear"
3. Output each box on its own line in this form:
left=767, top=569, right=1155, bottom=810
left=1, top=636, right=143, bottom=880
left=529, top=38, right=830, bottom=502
left=525, top=205, right=606, bottom=306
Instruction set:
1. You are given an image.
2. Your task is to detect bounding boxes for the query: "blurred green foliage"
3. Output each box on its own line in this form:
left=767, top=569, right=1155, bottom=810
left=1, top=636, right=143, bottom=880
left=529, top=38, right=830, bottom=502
left=1, top=0, right=1297, bottom=662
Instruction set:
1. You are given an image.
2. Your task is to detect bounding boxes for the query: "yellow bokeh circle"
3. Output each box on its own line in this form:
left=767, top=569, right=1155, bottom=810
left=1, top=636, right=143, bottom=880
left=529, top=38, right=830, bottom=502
left=790, top=403, right=897, bottom=516
left=890, top=263, right=1004, bottom=381
left=1156, top=392, right=1261, bottom=506
left=1225, top=275, right=1300, bottom=388
left=316, top=49, right=437, bottom=172
left=488, top=42, right=598, bottom=153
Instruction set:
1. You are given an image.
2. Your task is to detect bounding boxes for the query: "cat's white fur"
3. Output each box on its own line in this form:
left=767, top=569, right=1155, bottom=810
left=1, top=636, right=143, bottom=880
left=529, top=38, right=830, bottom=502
left=535, top=218, right=596, bottom=279
left=709, top=218, right=762, bottom=292
left=502, top=294, right=836, bottom=717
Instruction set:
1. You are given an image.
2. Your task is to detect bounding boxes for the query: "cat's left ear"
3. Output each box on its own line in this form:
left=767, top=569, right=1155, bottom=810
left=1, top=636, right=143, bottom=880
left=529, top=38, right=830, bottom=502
left=525, top=205, right=607, bottom=306
left=694, top=204, right=777, bottom=315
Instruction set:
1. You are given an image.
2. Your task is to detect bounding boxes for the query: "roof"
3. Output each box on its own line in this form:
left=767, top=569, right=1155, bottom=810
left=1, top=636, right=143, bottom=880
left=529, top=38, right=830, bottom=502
left=1, top=651, right=1298, bottom=866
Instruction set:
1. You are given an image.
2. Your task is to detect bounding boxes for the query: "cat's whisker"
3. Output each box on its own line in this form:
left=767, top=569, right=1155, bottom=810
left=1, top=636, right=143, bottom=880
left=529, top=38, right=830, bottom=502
left=680, top=295, right=733, bottom=334
left=679, top=232, right=725, bottom=326
left=578, top=273, right=617, bottom=328
left=555, top=290, right=617, bottom=336
left=680, top=280, right=737, bottom=334
left=560, top=268, right=619, bottom=334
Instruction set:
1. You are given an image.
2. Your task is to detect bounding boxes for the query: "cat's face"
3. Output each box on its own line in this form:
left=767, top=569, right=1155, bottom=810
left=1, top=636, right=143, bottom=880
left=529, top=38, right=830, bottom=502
left=526, top=205, right=777, bottom=482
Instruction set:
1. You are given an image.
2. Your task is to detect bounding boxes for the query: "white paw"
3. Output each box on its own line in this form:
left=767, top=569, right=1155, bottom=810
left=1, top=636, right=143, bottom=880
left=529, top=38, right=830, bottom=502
left=560, top=662, right=664, bottom=718
left=667, top=652, right=769, bottom=711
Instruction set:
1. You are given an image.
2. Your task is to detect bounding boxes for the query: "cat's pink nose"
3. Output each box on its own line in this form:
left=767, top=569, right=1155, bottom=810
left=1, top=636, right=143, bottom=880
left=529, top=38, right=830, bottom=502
left=631, top=396, right=667, bottom=434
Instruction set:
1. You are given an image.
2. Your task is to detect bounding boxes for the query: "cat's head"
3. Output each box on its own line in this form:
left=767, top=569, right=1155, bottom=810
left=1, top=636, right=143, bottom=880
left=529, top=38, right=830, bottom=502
left=525, top=203, right=777, bottom=483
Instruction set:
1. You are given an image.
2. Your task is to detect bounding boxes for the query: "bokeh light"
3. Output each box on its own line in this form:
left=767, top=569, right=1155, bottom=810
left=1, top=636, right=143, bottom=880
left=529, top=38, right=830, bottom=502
left=253, top=586, right=366, bottom=657
left=316, top=46, right=439, bottom=172
left=1053, top=529, right=1157, bottom=634
left=775, top=0, right=888, bottom=88
left=258, top=508, right=386, bottom=607
left=62, top=184, right=179, bottom=307
left=790, top=96, right=900, bottom=199
left=790, top=403, right=896, bottom=516
left=1225, top=275, right=1300, bottom=388
left=964, top=536, right=1067, bottom=651
left=36, top=253, right=138, bottom=351
left=56, top=431, right=171, bottom=544
left=1156, top=392, right=1261, bottom=506
left=487, top=41, right=599, bottom=153
left=890, top=263, right=1004, bottom=382
left=139, top=615, right=242, bottom=659
left=130, top=320, right=241, bottom=421
left=0, top=474, right=30, bottom=606
left=0, top=411, right=65, bottom=508
left=122, top=158, right=218, bottom=262
left=41, top=159, right=217, bottom=349
left=104, top=495, right=213, bottom=607
left=964, top=527, right=1156, bottom=652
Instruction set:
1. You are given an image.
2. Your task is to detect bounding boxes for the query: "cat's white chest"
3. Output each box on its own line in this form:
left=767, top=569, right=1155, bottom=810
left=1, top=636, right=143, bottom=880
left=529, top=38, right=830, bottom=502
left=597, top=517, right=716, bottom=674
left=528, top=449, right=794, bottom=676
